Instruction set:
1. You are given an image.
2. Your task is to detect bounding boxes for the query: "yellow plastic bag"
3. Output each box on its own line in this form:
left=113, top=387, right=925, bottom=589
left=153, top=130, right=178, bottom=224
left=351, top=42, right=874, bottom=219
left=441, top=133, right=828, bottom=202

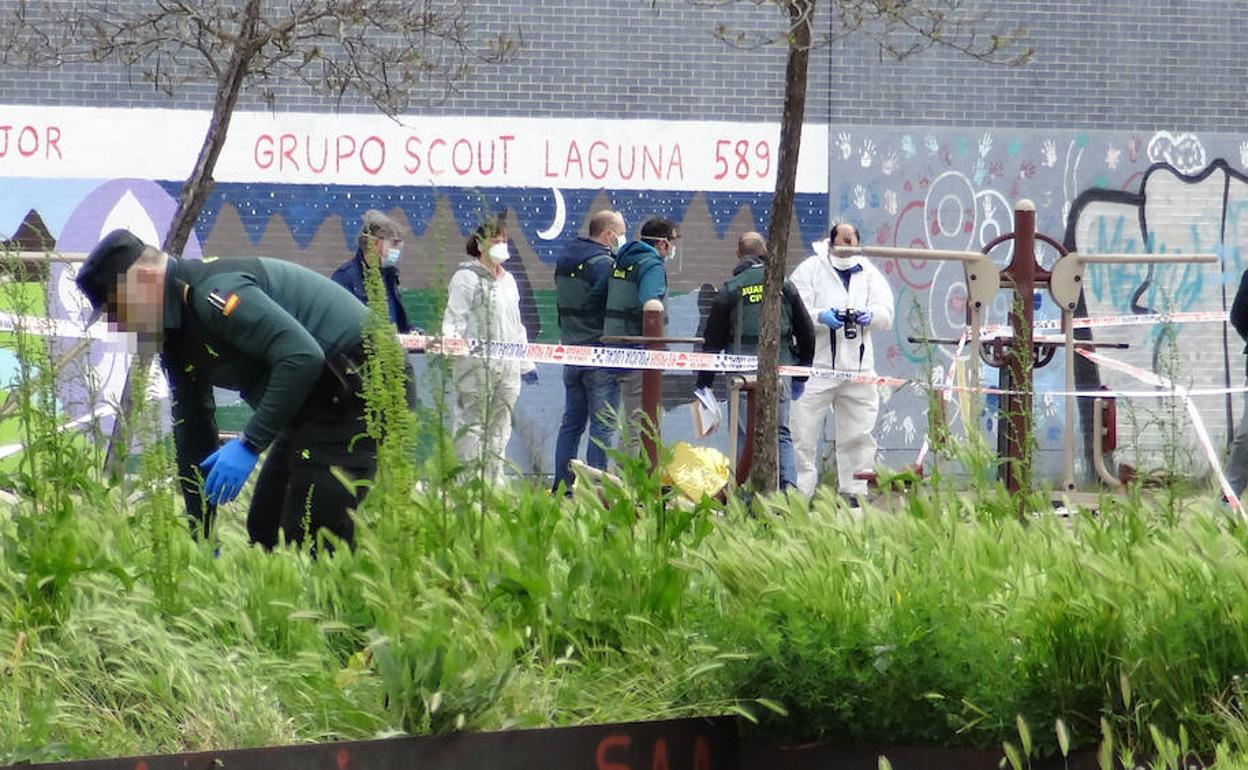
left=661, top=441, right=731, bottom=502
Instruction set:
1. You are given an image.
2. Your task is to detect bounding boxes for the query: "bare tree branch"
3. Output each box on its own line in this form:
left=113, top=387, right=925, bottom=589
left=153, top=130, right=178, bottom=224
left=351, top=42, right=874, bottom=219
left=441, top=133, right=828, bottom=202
left=701, top=0, right=1031, bottom=64
left=0, top=0, right=518, bottom=477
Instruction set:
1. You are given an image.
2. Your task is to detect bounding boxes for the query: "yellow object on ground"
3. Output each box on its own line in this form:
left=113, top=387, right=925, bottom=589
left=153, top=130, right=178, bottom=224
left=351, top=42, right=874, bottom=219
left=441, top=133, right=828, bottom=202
left=662, top=441, right=731, bottom=501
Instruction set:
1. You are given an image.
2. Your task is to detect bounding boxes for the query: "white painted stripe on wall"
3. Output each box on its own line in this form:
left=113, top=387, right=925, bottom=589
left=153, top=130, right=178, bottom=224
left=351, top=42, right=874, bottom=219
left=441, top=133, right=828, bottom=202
left=0, top=105, right=829, bottom=192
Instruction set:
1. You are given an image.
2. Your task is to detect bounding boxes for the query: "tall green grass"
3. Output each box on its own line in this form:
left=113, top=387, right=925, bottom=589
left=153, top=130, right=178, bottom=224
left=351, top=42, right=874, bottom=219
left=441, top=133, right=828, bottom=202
left=8, top=253, right=1248, bottom=766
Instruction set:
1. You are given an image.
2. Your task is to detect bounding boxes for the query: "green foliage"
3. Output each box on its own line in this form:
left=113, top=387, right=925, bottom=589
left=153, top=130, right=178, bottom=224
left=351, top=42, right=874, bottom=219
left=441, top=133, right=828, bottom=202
left=11, top=255, right=1248, bottom=768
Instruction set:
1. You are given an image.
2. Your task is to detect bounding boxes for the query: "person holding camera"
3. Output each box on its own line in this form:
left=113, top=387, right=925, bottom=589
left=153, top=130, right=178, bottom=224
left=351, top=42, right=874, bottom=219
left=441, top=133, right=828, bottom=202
left=788, top=222, right=895, bottom=504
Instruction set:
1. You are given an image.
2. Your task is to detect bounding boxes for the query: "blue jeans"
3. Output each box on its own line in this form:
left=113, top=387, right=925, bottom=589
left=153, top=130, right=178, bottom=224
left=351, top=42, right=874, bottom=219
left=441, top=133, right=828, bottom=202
left=553, top=365, right=620, bottom=490
left=737, top=377, right=795, bottom=489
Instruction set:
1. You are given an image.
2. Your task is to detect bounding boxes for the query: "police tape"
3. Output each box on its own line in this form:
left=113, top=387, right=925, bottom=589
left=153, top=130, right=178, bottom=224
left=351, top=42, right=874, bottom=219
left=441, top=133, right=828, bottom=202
left=404, top=332, right=1248, bottom=400
left=0, top=308, right=1238, bottom=401
left=982, top=309, right=1229, bottom=338
left=0, top=312, right=119, bottom=341
left=1077, top=347, right=1243, bottom=515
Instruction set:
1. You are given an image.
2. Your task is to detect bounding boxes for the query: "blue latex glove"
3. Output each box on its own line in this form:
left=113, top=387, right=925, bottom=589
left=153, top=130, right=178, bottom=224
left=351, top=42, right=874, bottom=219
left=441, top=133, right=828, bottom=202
left=200, top=438, right=259, bottom=505
left=818, top=308, right=844, bottom=329
left=790, top=379, right=806, bottom=401
left=855, top=309, right=874, bottom=327
left=522, top=370, right=539, bottom=385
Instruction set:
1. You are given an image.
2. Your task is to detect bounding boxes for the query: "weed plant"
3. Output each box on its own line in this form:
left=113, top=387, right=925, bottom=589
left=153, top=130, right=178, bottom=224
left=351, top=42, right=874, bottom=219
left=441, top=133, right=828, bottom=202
left=8, top=254, right=1248, bottom=767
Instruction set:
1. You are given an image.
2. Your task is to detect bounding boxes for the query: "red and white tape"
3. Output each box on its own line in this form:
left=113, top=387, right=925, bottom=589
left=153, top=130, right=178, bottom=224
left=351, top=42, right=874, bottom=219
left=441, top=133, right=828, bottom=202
left=1077, top=347, right=1243, bottom=516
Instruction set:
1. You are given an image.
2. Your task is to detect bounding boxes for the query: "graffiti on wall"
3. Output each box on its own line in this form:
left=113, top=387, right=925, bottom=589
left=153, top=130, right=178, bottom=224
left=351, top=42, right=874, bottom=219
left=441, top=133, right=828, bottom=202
left=829, top=127, right=1248, bottom=476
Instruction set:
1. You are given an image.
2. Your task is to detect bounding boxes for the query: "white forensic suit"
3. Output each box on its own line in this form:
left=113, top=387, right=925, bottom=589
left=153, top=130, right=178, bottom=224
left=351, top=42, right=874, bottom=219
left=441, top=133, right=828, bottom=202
left=788, top=248, right=895, bottom=497
left=442, top=260, right=535, bottom=486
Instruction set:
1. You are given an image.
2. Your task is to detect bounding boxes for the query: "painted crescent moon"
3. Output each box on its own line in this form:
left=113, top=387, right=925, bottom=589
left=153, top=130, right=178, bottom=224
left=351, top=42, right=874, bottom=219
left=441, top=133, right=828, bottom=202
left=536, top=187, right=566, bottom=240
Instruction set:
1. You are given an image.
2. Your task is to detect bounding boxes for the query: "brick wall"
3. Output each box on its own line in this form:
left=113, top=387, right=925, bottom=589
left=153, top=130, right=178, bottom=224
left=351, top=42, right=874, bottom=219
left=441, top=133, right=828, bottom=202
left=2, top=1, right=1245, bottom=130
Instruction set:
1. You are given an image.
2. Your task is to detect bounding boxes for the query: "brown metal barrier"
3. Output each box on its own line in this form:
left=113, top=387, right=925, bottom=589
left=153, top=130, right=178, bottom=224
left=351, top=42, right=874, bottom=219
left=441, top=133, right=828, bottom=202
left=4, top=716, right=1205, bottom=770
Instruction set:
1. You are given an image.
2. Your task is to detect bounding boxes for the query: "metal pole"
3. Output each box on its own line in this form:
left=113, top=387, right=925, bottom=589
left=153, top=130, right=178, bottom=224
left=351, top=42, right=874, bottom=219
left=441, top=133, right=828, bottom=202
left=1062, top=309, right=1077, bottom=493
left=1006, top=200, right=1037, bottom=496
left=641, top=299, right=664, bottom=472
left=738, top=383, right=758, bottom=487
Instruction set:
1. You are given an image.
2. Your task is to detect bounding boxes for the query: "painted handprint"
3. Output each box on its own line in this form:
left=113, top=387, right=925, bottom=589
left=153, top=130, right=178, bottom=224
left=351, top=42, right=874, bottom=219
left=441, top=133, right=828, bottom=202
left=1239, top=141, right=1248, bottom=170
left=880, top=409, right=899, bottom=436
left=1041, top=139, right=1058, bottom=168
left=978, top=132, right=993, bottom=158
left=924, top=135, right=940, bottom=154
left=901, top=135, right=917, bottom=158
left=1019, top=160, right=1036, bottom=179
left=859, top=138, right=877, bottom=168
left=902, top=416, right=916, bottom=444
left=1106, top=145, right=1121, bottom=170
left=884, top=188, right=898, bottom=215
left=837, top=131, right=854, bottom=160
left=852, top=184, right=867, bottom=210
left=882, top=151, right=899, bottom=176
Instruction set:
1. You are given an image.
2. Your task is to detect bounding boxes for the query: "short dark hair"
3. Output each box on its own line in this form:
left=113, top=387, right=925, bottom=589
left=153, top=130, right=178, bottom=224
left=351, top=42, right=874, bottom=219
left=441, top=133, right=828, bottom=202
left=466, top=211, right=509, bottom=257
left=639, top=216, right=677, bottom=242
left=830, top=222, right=861, bottom=244
left=588, top=210, right=619, bottom=238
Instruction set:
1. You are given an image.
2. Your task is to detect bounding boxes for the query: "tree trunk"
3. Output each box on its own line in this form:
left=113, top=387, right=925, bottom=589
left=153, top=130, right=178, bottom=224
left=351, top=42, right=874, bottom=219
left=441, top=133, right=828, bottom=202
left=104, top=0, right=262, bottom=479
left=750, top=0, right=814, bottom=493
left=164, top=0, right=261, bottom=255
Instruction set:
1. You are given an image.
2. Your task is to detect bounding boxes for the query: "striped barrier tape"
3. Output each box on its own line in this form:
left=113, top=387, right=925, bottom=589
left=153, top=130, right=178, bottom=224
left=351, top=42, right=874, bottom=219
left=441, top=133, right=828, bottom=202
left=0, top=308, right=1237, bottom=400
left=981, top=309, right=1229, bottom=338
left=1077, top=347, right=1243, bottom=516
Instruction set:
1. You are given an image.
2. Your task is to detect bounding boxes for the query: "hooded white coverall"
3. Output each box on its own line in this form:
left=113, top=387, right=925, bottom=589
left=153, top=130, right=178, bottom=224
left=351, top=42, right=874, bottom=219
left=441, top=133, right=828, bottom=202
left=788, top=249, right=895, bottom=497
left=442, top=260, right=535, bottom=486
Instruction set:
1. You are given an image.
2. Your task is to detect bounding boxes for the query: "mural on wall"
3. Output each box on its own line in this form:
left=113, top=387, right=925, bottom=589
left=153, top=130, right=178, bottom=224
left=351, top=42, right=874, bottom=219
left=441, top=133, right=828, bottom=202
left=2, top=103, right=1246, bottom=480
left=827, top=128, right=1248, bottom=477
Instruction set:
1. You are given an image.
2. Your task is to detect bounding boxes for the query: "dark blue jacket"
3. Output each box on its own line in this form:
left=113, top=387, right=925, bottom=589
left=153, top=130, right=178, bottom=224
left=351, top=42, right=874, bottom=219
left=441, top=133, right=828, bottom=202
left=555, top=237, right=615, bottom=343
left=331, top=251, right=412, bottom=333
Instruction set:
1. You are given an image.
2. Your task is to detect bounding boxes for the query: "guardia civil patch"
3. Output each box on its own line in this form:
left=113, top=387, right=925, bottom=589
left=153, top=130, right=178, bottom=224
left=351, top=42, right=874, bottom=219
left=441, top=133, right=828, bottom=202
left=207, top=290, right=241, bottom=316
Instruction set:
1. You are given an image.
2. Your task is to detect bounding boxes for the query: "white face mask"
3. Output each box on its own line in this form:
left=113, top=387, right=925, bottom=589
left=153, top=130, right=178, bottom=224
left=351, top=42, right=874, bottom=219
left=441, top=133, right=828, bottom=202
left=383, top=247, right=401, bottom=268
left=615, top=233, right=627, bottom=250
left=666, top=244, right=679, bottom=263
left=829, top=254, right=857, bottom=270
left=487, top=242, right=511, bottom=264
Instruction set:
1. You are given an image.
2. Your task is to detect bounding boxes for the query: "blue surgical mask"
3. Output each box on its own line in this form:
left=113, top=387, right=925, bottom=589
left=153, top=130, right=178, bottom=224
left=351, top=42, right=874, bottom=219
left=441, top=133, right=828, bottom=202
left=383, top=247, right=401, bottom=268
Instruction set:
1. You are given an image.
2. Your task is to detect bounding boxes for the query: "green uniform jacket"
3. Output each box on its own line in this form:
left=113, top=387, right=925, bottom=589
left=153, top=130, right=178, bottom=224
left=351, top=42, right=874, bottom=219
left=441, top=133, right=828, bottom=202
left=160, top=257, right=371, bottom=516
left=695, top=256, right=817, bottom=389
left=603, top=240, right=667, bottom=339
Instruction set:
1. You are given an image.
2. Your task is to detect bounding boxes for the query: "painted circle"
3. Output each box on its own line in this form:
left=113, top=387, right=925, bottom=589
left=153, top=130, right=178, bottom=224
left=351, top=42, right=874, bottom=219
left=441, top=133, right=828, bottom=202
left=937, top=194, right=962, bottom=237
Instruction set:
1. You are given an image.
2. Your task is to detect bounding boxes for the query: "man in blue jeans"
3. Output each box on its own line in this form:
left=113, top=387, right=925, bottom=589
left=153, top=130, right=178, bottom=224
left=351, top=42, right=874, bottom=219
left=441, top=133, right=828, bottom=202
left=694, top=231, right=815, bottom=490
left=551, top=210, right=627, bottom=492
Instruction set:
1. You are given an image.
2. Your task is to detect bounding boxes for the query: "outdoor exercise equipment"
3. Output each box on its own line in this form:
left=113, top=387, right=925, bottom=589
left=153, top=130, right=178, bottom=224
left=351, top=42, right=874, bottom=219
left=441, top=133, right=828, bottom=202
left=895, top=199, right=1214, bottom=501
left=729, top=199, right=1216, bottom=505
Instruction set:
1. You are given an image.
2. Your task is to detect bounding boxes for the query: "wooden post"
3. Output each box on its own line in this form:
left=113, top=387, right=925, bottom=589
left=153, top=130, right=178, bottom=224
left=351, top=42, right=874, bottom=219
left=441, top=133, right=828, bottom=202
left=641, top=299, right=664, bottom=472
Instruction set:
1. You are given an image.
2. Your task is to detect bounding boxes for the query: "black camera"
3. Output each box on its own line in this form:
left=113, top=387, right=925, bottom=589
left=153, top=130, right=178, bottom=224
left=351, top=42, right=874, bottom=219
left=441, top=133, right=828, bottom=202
left=837, top=308, right=859, bottom=340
